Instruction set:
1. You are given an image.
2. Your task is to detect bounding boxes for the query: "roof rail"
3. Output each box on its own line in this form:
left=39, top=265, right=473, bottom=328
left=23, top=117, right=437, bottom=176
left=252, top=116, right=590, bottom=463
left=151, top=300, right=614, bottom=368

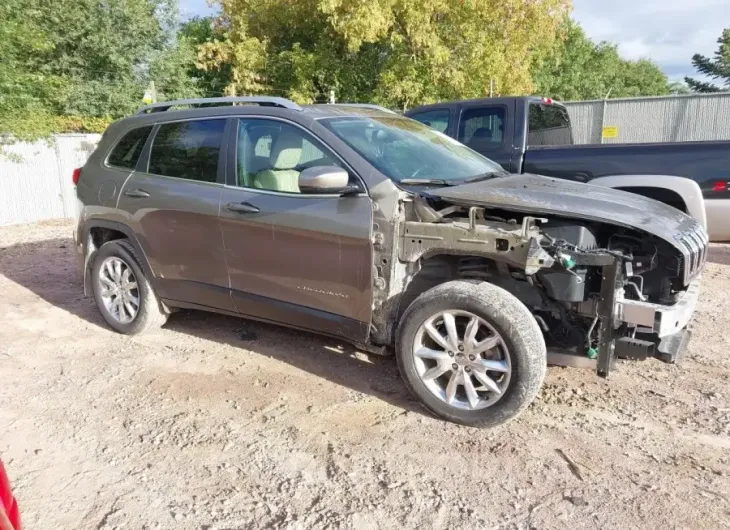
left=333, top=103, right=398, bottom=114
left=137, top=96, right=302, bottom=114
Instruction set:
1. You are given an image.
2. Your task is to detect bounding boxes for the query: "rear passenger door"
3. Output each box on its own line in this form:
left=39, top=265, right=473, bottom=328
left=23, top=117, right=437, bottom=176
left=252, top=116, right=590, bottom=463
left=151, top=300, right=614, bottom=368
left=456, top=103, right=514, bottom=171
left=117, top=118, right=235, bottom=312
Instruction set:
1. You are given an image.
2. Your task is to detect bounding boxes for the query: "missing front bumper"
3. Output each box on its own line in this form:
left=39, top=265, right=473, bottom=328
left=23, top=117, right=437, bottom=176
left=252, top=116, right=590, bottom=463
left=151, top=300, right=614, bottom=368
left=618, top=276, right=702, bottom=338
left=595, top=265, right=701, bottom=377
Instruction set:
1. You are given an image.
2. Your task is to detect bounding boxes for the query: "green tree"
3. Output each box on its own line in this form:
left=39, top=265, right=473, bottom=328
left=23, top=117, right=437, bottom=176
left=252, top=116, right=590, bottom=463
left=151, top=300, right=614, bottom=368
left=0, top=0, right=200, bottom=139
left=199, top=0, right=571, bottom=108
left=179, top=17, right=232, bottom=97
left=685, top=28, right=730, bottom=93
left=532, top=20, right=670, bottom=101
left=0, top=0, right=64, bottom=139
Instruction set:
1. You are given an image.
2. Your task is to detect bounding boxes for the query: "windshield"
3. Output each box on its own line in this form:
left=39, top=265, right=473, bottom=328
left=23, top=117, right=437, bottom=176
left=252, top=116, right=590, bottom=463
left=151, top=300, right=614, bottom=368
left=321, top=116, right=505, bottom=184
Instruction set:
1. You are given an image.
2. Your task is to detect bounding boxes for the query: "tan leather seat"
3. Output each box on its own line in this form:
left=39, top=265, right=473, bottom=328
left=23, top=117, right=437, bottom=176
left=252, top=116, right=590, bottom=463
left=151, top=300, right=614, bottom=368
left=253, top=130, right=303, bottom=192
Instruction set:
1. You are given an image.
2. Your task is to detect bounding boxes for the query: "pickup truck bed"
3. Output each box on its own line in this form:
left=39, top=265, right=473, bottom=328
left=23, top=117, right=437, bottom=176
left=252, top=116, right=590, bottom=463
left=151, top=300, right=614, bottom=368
left=406, top=97, right=730, bottom=241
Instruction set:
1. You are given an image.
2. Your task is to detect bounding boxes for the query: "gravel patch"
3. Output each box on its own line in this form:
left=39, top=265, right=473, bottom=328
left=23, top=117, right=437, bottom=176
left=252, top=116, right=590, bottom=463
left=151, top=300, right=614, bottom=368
left=1, top=220, right=729, bottom=529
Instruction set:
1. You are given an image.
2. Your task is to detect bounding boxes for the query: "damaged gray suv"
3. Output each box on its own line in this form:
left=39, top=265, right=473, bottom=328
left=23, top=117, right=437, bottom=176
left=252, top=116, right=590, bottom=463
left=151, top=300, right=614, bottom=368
left=74, top=96, right=708, bottom=427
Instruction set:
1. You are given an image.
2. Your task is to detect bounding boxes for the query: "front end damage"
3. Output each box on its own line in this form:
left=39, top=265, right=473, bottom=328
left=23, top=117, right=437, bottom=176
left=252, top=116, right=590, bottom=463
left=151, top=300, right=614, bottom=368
left=370, top=193, right=707, bottom=378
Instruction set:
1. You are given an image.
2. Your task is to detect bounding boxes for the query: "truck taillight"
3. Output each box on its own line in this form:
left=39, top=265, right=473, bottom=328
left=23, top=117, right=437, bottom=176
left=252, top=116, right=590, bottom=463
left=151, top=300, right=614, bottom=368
left=542, top=97, right=553, bottom=105
left=712, top=181, right=727, bottom=193
left=72, top=167, right=81, bottom=186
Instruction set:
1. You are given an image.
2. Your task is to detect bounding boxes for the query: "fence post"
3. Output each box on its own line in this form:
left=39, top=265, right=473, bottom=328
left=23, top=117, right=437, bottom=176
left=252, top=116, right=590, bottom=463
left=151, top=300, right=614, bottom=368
left=52, top=135, right=69, bottom=218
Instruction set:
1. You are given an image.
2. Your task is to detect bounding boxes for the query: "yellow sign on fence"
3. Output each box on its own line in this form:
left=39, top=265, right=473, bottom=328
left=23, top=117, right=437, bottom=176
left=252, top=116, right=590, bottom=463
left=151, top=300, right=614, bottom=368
left=602, top=126, right=618, bottom=139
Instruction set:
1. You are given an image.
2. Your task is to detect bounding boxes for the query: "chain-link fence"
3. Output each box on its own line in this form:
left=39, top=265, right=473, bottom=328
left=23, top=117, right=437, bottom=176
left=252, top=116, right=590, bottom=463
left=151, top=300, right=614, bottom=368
left=565, top=92, right=730, bottom=144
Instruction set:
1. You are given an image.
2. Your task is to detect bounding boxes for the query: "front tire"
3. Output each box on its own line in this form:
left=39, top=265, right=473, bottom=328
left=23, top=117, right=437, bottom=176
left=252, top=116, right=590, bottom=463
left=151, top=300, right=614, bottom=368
left=91, top=240, right=167, bottom=335
left=396, top=280, right=546, bottom=427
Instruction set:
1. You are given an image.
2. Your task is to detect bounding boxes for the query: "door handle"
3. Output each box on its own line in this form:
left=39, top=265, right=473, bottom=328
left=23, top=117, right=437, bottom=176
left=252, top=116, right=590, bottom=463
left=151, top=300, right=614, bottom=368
left=124, top=188, right=150, bottom=198
left=226, top=202, right=260, bottom=214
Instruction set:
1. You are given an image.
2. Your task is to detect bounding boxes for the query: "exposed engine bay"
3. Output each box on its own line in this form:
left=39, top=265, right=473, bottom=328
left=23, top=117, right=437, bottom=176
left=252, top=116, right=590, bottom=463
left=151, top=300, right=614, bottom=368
left=370, top=193, right=708, bottom=376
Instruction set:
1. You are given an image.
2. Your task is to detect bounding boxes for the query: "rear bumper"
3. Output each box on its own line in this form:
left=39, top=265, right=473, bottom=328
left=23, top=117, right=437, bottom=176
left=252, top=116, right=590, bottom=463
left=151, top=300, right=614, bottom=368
left=618, top=276, right=701, bottom=338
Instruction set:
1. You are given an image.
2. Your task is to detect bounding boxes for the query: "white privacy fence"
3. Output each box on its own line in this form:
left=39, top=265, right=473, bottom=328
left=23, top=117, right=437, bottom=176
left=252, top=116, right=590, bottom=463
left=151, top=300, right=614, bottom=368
left=0, top=134, right=100, bottom=225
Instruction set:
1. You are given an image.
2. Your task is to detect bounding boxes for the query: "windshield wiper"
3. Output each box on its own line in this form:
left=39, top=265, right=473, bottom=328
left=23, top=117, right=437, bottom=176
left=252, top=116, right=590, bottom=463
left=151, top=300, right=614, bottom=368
left=462, top=170, right=509, bottom=184
left=399, top=178, right=455, bottom=186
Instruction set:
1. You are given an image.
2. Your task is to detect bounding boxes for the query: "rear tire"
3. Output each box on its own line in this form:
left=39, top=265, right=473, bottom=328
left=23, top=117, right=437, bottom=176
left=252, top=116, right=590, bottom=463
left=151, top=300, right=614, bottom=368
left=396, top=280, right=546, bottom=427
left=91, top=240, right=167, bottom=335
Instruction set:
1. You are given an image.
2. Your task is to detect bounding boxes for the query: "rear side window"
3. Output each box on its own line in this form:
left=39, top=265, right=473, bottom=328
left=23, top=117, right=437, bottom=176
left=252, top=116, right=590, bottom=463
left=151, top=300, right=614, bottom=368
left=528, top=103, right=573, bottom=146
left=148, top=119, right=226, bottom=183
left=107, top=126, right=152, bottom=169
left=409, top=109, right=450, bottom=133
left=458, top=107, right=506, bottom=151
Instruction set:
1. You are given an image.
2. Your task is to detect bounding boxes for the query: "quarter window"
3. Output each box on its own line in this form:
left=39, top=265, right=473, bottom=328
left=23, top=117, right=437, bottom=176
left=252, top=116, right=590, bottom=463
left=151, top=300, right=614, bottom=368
left=107, top=126, right=152, bottom=169
left=148, top=119, right=226, bottom=182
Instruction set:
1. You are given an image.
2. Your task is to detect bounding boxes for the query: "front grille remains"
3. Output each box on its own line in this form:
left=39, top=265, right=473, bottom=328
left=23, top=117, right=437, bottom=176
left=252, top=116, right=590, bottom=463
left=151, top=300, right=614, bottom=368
left=680, top=225, right=709, bottom=284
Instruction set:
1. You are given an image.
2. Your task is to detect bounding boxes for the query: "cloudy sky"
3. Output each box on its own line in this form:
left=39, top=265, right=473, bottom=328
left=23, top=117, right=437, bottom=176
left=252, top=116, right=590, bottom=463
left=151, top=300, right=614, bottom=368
left=572, top=0, right=728, bottom=82
left=180, top=0, right=729, bottom=83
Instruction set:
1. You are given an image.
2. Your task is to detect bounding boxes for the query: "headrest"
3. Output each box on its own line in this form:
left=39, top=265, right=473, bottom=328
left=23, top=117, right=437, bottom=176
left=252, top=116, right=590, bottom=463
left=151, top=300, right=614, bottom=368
left=270, top=130, right=303, bottom=170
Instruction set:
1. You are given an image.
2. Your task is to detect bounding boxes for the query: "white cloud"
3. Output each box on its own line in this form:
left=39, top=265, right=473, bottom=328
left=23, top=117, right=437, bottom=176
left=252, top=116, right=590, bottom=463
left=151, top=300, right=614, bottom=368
left=572, top=0, right=730, bottom=79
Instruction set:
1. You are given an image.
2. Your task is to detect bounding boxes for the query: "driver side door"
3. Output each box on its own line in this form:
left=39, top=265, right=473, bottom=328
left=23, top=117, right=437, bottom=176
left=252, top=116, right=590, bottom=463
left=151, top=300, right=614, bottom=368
left=456, top=103, right=514, bottom=171
left=219, top=117, right=373, bottom=340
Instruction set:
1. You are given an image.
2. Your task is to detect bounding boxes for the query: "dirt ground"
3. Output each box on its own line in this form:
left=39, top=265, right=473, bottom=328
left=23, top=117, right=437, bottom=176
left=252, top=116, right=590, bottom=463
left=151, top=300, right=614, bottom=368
left=1, top=220, right=729, bottom=530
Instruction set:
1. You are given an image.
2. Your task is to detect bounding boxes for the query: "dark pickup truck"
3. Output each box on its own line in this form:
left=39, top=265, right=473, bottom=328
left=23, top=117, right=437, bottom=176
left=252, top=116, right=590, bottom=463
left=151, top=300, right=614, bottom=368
left=405, top=97, right=730, bottom=241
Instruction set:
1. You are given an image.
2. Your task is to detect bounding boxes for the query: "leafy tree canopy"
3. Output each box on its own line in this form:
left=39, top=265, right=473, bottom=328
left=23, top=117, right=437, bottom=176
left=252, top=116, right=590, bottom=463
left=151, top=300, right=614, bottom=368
left=0, top=0, right=200, bottom=139
left=532, top=20, right=670, bottom=101
left=180, top=16, right=233, bottom=97
left=198, top=0, right=571, bottom=108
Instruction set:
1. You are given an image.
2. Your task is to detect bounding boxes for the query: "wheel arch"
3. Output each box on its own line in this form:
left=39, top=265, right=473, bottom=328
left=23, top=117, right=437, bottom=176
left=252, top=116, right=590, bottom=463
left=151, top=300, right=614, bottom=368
left=391, top=252, right=534, bottom=341
left=80, top=220, right=156, bottom=296
left=589, top=175, right=707, bottom=228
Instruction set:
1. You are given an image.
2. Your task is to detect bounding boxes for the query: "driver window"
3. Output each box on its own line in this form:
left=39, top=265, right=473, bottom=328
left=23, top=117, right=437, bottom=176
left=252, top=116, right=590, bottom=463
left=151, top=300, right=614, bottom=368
left=409, top=109, right=450, bottom=133
left=458, top=107, right=506, bottom=152
left=236, top=119, right=343, bottom=193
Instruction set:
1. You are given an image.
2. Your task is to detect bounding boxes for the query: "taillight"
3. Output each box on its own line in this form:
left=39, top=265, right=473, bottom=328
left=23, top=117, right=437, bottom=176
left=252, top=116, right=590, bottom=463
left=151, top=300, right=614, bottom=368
left=72, top=167, right=81, bottom=186
left=712, top=181, right=728, bottom=193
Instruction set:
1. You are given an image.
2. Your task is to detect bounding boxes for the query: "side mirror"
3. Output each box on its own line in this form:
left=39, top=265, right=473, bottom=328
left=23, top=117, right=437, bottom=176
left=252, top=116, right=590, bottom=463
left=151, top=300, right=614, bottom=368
left=299, top=166, right=358, bottom=195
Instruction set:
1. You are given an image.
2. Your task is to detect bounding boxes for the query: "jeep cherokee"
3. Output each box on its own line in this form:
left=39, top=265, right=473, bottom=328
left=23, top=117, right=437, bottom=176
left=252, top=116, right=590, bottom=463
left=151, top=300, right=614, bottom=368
left=74, top=96, right=708, bottom=427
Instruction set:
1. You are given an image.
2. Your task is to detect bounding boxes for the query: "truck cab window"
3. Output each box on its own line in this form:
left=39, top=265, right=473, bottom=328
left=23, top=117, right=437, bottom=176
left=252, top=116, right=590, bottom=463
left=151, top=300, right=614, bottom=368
left=528, top=104, right=573, bottom=146
left=458, top=107, right=506, bottom=152
left=409, top=109, right=450, bottom=133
